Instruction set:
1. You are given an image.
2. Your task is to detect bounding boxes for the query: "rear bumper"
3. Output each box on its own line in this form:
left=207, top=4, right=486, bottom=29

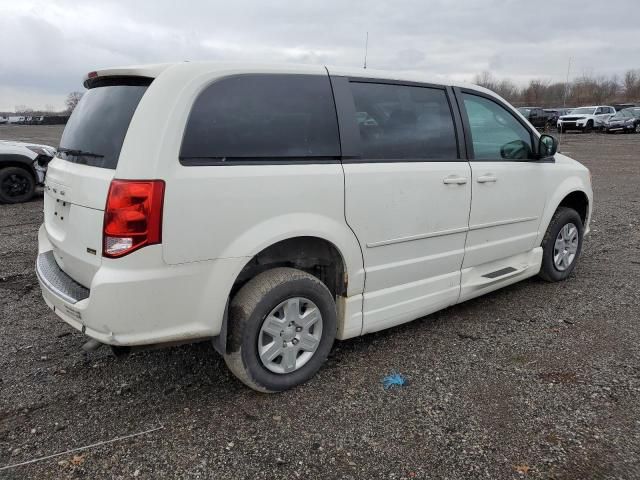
left=36, top=250, right=89, bottom=304
left=36, top=224, right=248, bottom=346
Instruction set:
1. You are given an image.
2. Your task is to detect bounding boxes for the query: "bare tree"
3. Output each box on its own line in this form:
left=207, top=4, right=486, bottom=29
left=624, top=70, right=640, bottom=100
left=473, top=71, right=497, bottom=90
left=472, top=72, right=519, bottom=103
left=523, top=79, right=550, bottom=105
left=65, top=91, right=84, bottom=113
left=471, top=69, right=640, bottom=107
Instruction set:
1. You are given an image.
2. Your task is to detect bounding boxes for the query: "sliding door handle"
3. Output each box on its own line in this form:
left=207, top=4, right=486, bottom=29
left=477, top=174, right=497, bottom=183
left=443, top=175, right=468, bottom=185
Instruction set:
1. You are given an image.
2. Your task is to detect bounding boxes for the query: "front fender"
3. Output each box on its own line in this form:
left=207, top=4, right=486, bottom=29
left=0, top=153, right=38, bottom=180
left=536, top=176, right=592, bottom=246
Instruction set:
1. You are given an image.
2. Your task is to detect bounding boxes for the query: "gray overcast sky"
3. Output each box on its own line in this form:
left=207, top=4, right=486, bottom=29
left=1, top=0, right=639, bottom=111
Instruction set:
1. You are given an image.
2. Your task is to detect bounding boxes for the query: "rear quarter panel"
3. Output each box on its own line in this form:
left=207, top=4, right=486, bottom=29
left=161, top=163, right=365, bottom=296
left=115, top=63, right=365, bottom=296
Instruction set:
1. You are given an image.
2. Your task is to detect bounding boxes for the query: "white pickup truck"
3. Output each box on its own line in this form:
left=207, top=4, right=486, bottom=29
left=557, top=106, right=616, bottom=133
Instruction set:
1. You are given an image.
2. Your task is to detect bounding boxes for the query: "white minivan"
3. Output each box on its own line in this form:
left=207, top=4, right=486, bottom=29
left=36, top=63, right=592, bottom=392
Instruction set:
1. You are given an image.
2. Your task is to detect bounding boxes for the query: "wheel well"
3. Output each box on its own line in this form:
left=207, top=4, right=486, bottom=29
left=231, top=237, right=347, bottom=300
left=557, top=191, right=589, bottom=224
left=0, top=161, right=36, bottom=179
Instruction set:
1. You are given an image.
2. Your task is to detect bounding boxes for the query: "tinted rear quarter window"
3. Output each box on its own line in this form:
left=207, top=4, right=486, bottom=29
left=349, top=82, right=458, bottom=160
left=59, top=83, right=149, bottom=169
left=180, top=74, right=340, bottom=163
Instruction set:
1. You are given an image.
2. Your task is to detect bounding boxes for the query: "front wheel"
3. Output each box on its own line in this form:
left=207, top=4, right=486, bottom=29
left=539, top=207, right=584, bottom=282
left=0, top=166, right=36, bottom=204
left=584, top=121, right=593, bottom=133
left=223, top=268, right=337, bottom=392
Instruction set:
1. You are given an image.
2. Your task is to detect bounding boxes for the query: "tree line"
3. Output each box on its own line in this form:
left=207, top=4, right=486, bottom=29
left=4, top=92, right=84, bottom=117
left=6, top=70, right=640, bottom=116
left=474, top=70, right=640, bottom=108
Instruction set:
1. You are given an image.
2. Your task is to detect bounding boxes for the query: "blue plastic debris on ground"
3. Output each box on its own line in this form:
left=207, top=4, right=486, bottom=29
left=382, top=372, right=407, bottom=390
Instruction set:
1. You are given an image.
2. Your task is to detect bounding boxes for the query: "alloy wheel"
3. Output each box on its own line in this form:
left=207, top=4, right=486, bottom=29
left=1, top=172, right=30, bottom=198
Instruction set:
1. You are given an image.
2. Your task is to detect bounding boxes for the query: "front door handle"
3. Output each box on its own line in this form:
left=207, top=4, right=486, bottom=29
left=443, top=175, right=468, bottom=185
left=477, top=174, right=497, bottom=183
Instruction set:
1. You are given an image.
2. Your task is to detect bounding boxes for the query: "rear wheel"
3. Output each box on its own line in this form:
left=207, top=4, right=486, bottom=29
left=0, top=166, right=35, bottom=204
left=635, top=123, right=640, bottom=134
left=539, top=207, right=584, bottom=282
left=223, top=267, right=337, bottom=392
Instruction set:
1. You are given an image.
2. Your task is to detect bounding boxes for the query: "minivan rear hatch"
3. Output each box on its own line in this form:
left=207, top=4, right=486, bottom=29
left=43, top=76, right=151, bottom=288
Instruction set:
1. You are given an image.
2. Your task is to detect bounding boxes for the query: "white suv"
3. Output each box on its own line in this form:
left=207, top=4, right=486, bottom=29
left=36, top=63, right=593, bottom=392
left=557, top=105, right=616, bottom=132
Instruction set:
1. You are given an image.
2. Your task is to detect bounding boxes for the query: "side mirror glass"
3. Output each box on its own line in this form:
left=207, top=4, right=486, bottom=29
left=538, top=134, right=557, bottom=158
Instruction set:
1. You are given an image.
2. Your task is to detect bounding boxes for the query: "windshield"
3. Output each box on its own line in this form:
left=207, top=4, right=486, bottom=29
left=569, top=107, right=596, bottom=115
left=517, top=108, right=531, bottom=115
left=612, top=111, right=630, bottom=119
left=59, top=84, right=149, bottom=169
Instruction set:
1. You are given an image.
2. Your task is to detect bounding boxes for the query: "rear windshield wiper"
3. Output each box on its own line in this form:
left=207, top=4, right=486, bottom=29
left=57, top=147, right=104, bottom=158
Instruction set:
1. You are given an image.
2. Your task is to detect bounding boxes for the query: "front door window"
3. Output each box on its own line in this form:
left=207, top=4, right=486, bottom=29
left=462, top=94, right=534, bottom=160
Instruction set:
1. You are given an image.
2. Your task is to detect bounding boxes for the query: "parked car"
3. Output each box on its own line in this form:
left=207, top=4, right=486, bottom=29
left=25, top=116, right=45, bottom=125
left=557, top=105, right=616, bottom=132
left=603, top=109, right=640, bottom=133
left=622, top=107, right=640, bottom=120
left=517, top=107, right=549, bottom=129
left=612, top=103, right=636, bottom=112
left=36, top=63, right=593, bottom=392
left=0, top=140, right=55, bottom=203
left=544, top=108, right=572, bottom=126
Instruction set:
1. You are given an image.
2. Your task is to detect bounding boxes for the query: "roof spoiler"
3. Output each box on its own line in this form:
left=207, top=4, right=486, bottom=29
left=83, top=75, right=154, bottom=89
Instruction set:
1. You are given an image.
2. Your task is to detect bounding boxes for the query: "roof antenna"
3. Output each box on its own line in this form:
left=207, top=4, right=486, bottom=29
left=363, top=32, right=369, bottom=69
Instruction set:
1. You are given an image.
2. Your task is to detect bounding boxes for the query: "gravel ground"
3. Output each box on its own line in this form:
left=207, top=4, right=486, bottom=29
left=1, top=126, right=639, bottom=479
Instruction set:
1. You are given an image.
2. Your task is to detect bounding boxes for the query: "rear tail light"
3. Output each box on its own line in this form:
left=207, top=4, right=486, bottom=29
left=103, top=179, right=165, bottom=258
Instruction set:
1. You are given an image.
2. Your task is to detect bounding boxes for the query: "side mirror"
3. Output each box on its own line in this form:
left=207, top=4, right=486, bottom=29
left=538, top=134, right=557, bottom=158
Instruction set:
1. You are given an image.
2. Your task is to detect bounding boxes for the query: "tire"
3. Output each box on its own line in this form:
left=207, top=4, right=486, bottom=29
left=635, top=123, right=640, bottom=134
left=223, top=267, right=337, bottom=392
left=584, top=121, right=593, bottom=133
left=0, top=166, right=36, bottom=204
left=539, top=207, right=584, bottom=282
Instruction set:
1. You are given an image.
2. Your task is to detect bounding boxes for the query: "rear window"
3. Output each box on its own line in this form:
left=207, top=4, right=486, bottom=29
left=180, top=74, right=340, bottom=163
left=58, top=82, right=149, bottom=169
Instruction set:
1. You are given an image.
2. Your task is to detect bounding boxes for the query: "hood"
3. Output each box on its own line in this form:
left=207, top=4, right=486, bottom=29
left=560, top=114, right=588, bottom=120
left=0, top=140, right=56, bottom=158
left=607, top=117, right=632, bottom=123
